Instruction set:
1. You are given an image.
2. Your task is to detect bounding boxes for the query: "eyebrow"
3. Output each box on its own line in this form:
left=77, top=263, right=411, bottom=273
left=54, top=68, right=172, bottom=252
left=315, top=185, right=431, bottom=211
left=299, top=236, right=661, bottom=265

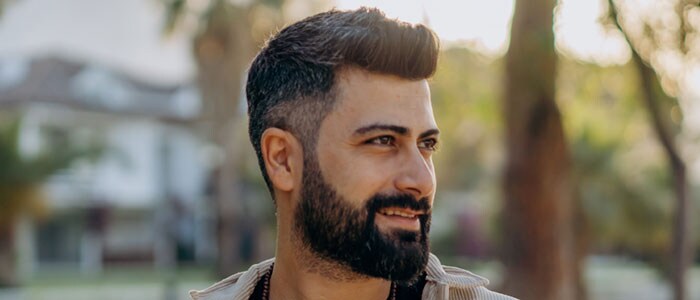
left=418, top=129, right=440, bottom=140
left=353, top=123, right=440, bottom=139
left=354, top=124, right=408, bottom=136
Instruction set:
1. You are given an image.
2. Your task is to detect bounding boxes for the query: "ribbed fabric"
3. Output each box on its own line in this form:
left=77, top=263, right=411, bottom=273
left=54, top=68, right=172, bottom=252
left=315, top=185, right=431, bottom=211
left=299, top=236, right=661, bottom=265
left=189, top=253, right=517, bottom=300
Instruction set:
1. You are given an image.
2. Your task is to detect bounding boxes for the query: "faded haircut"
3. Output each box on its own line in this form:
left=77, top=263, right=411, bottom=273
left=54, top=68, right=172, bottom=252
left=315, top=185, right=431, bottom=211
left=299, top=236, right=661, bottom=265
left=246, top=7, right=440, bottom=193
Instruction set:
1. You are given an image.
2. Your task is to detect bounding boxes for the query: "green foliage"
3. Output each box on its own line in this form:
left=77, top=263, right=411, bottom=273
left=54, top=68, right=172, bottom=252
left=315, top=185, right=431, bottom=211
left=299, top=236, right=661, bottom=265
left=429, top=47, right=684, bottom=270
left=0, top=118, right=102, bottom=219
left=430, top=48, right=503, bottom=190
left=559, top=58, right=677, bottom=273
left=0, top=119, right=97, bottom=185
left=2, top=121, right=67, bottom=185
left=162, top=0, right=284, bottom=36
left=162, top=0, right=186, bottom=35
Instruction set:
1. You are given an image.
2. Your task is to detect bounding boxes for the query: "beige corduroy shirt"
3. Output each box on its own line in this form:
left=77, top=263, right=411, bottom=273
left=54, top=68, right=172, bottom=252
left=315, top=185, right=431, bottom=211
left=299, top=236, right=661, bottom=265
left=189, top=253, right=516, bottom=300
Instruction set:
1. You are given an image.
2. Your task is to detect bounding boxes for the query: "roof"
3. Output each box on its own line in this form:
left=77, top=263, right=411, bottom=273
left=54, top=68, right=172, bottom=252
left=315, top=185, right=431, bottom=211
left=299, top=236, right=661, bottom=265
left=0, top=56, right=200, bottom=121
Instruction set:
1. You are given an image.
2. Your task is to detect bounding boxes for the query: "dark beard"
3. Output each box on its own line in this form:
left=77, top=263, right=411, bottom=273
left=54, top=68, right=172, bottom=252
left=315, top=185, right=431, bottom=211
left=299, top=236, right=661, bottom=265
left=294, top=155, right=432, bottom=285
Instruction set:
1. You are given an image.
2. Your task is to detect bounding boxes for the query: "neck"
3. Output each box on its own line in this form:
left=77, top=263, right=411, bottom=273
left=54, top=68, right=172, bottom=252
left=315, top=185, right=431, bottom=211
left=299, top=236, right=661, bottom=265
left=271, top=217, right=392, bottom=300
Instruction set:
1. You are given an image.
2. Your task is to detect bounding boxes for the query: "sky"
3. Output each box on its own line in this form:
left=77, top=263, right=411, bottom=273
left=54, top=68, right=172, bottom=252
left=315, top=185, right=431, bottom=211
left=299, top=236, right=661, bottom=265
left=0, top=0, right=635, bottom=85
left=0, top=0, right=194, bottom=85
left=335, top=0, right=631, bottom=65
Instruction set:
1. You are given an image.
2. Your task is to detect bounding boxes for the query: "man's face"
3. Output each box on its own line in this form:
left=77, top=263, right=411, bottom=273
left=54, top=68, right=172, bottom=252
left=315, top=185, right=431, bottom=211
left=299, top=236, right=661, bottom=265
left=293, top=68, right=439, bottom=284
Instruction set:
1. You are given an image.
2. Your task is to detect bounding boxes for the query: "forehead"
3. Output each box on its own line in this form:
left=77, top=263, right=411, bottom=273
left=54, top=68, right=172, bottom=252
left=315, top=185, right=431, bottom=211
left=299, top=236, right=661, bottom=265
left=327, top=68, right=436, bottom=132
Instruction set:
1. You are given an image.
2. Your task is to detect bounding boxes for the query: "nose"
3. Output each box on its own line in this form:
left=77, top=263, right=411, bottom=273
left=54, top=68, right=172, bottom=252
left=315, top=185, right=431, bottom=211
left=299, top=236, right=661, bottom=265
left=394, top=148, right=435, bottom=200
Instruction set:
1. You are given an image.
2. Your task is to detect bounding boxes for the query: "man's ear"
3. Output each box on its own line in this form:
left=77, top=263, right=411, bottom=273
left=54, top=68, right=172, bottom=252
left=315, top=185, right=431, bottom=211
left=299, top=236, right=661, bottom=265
left=261, top=128, right=301, bottom=193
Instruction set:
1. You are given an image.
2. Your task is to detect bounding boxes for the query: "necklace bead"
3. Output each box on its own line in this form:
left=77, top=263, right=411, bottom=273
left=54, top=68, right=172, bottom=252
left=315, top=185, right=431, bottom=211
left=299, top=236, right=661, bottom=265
left=259, top=264, right=396, bottom=300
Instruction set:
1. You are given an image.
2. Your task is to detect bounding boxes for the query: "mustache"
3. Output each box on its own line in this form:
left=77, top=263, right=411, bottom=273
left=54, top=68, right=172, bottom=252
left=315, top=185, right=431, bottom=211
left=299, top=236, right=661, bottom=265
left=366, top=193, right=431, bottom=213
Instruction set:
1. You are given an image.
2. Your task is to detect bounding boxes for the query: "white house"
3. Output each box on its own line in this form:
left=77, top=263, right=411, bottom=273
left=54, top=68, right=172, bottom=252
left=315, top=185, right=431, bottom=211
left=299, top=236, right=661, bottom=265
left=0, top=56, right=216, bottom=277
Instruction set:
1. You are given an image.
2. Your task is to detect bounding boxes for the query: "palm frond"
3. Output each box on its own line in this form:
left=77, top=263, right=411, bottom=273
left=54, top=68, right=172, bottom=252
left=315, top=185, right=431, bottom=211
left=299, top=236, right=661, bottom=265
left=162, top=0, right=187, bottom=35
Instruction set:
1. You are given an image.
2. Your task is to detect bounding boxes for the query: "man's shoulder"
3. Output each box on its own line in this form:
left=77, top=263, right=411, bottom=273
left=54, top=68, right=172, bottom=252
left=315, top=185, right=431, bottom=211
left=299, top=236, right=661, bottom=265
left=189, top=258, right=274, bottom=300
left=425, top=254, right=517, bottom=300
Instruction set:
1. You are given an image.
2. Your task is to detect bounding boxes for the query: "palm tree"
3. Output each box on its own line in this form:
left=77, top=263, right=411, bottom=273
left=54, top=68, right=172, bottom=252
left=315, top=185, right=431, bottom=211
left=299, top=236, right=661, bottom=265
left=163, top=0, right=285, bottom=276
left=0, top=119, right=98, bottom=286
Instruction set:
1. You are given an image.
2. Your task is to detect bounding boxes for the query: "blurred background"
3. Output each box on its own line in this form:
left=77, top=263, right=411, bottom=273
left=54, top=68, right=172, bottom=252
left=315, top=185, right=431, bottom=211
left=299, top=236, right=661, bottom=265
left=0, top=0, right=698, bottom=299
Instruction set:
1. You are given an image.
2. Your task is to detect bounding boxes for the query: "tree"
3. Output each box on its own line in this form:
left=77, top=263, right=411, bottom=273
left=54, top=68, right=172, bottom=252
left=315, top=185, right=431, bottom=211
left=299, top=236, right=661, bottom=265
left=500, top=0, right=576, bottom=299
left=605, top=1, right=698, bottom=299
left=0, top=118, right=98, bottom=286
left=165, top=0, right=258, bottom=276
left=164, top=0, right=314, bottom=276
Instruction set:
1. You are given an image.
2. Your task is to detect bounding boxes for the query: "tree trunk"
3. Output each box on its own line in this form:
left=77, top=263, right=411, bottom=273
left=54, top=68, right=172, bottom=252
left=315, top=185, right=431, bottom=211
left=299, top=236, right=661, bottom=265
left=0, top=185, right=40, bottom=287
left=572, top=192, right=589, bottom=300
left=500, top=0, right=576, bottom=299
left=632, top=51, right=690, bottom=300
left=607, top=2, right=692, bottom=299
left=193, top=3, right=256, bottom=277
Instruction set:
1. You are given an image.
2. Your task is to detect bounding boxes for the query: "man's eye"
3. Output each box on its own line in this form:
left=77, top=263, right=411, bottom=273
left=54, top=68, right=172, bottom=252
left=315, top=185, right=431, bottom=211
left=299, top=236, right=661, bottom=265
left=367, top=136, right=395, bottom=146
left=419, top=138, right=439, bottom=151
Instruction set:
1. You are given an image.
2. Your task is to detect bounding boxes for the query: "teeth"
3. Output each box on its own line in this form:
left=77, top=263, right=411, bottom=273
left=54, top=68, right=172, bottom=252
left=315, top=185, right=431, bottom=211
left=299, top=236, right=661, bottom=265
left=379, top=209, right=416, bottom=218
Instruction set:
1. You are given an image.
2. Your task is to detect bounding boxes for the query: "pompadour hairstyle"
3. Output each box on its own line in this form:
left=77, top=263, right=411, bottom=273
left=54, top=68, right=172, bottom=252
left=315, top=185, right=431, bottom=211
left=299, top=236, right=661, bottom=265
left=246, top=7, right=440, bottom=193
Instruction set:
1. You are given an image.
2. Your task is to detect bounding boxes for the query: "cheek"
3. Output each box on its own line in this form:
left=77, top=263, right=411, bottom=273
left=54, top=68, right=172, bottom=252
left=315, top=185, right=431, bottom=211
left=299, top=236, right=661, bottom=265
left=317, top=148, right=392, bottom=205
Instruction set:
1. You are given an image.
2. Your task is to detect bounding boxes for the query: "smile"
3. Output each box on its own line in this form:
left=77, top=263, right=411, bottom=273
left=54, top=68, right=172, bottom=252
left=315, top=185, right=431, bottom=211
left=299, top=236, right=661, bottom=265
left=378, top=208, right=423, bottom=218
left=376, top=208, right=426, bottom=231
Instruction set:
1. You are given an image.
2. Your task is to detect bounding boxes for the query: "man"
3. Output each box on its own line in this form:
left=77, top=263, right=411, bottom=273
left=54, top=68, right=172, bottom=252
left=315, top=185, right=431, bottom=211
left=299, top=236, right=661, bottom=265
left=190, top=7, right=515, bottom=300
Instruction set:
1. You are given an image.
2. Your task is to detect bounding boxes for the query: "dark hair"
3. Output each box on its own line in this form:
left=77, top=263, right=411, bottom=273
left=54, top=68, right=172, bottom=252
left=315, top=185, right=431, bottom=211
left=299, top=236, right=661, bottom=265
left=246, top=7, right=439, bottom=193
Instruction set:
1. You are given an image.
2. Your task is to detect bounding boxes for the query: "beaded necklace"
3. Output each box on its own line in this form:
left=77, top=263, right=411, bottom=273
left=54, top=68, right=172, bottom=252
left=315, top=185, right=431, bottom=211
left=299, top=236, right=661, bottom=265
left=260, top=264, right=397, bottom=300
